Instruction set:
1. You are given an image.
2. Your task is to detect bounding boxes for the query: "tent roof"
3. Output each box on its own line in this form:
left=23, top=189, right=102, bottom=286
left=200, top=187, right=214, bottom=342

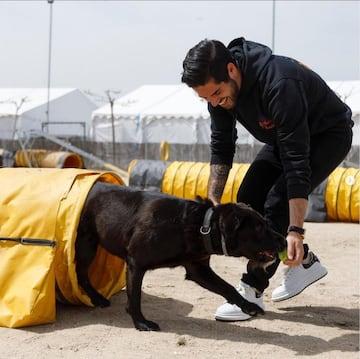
left=92, top=84, right=209, bottom=120
left=0, top=88, right=79, bottom=117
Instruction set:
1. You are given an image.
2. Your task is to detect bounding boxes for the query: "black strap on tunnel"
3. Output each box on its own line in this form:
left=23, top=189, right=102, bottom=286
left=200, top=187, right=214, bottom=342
left=0, top=237, right=56, bottom=247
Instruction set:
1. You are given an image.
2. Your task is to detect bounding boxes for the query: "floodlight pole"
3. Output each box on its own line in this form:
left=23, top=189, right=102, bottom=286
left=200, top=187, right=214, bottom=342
left=272, top=0, right=276, bottom=52
left=46, top=0, right=54, bottom=124
left=105, top=90, right=116, bottom=160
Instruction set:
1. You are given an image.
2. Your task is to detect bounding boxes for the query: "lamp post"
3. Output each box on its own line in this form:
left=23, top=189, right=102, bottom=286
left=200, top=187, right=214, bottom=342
left=272, top=0, right=276, bottom=52
left=46, top=0, right=54, bottom=124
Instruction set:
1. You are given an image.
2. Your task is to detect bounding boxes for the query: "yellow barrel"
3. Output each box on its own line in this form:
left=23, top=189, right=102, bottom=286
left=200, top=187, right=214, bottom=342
left=325, top=167, right=359, bottom=222
left=14, top=150, right=83, bottom=169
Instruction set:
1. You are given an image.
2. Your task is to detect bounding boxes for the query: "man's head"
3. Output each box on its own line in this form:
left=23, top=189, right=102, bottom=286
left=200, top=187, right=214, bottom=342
left=181, top=39, right=242, bottom=110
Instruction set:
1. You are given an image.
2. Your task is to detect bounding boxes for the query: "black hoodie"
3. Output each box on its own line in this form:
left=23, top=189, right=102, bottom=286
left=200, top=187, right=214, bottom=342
left=209, top=37, right=353, bottom=200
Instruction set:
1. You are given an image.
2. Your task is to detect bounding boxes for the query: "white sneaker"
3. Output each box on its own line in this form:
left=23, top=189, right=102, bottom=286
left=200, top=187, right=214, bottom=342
left=271, top=252, right=328, bottom=302
left=215, top=280, right=264, bottom=321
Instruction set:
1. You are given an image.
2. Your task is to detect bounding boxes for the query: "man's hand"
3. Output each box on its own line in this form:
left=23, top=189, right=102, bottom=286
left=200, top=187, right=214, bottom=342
left=285, top=197, right=308, bottom=265
left=283, top=231, right=304, bottom=266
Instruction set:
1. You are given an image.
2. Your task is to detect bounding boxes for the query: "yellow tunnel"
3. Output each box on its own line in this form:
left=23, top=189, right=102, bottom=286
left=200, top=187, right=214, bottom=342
left=14, top=149, right=83, bottom=168
left=325, top=167, right=359, bottom=222
left=0, top=168, right=127, bottom=328
left=129, top=160, right=359, bottom=223
left=0, top=149, right=84, bottom=169
left=161, top=161, right=250, bottom=203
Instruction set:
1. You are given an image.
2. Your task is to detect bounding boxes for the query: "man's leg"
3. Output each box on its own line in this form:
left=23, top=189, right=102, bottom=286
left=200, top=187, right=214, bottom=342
left=215, top=124, right=353, bottom=320
left=237, top=154, right=285, bottom=292
left=271, top=123, right=353, bottom=301
left=215, top=146, right=283, bottom=321
left=240, top=123, right=353, bottom=294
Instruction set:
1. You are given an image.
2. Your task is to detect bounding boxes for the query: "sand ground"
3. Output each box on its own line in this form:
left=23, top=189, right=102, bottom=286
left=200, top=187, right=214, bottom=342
left=0, top=222, right=358, bottom=359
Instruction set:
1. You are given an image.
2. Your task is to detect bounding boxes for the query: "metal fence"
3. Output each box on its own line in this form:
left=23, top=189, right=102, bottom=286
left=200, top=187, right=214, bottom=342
left=0, top=138, right=358, bottom=172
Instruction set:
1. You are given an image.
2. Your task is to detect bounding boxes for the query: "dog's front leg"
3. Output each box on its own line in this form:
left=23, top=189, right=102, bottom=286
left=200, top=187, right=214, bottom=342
left=184, top=260, right=264, bottom=317
left=125, top=257, right=161, bottom=331
left=75, top=232, right=110, bottom=308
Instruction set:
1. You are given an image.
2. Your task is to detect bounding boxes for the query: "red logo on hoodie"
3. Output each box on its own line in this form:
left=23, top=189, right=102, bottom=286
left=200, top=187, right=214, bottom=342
left=258, top=119, right=275, bottom=130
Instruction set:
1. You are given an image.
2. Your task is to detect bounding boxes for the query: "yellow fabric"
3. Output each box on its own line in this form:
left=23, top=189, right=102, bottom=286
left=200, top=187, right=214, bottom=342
left=222, top=163, right=250, bottom=203
left=14, top=150, right=83, bottom=168
left=183, top=162, right=209, bottom=200
left=0, top=168, right=127, bottom=328
left=145, top=160, right=359, bottom=222
left=0, top=239, right=56, bottom=328
left=325, top=167, right=359, bottom=222
left=161, top=161, right=250, bottom=203
left=162, top=161, right=209, bottom=199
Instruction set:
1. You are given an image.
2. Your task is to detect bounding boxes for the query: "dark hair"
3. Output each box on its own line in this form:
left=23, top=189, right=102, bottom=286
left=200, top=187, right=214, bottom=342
left=181, top=39, right=235, bottom=87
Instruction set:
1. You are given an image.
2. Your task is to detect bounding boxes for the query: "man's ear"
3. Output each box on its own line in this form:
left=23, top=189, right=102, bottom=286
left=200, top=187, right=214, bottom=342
left=227, top=62, right=237, bottom=75
left=227, top=62, right=242, bottom=87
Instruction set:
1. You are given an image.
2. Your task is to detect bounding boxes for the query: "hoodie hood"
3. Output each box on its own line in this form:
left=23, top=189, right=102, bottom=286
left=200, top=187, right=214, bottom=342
left=228, top=37, right=272, bottom=95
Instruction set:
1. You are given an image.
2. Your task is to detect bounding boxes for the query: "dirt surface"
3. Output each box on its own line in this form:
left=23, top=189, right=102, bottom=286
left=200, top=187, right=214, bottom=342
left=0, top=222, right=358, bottom=358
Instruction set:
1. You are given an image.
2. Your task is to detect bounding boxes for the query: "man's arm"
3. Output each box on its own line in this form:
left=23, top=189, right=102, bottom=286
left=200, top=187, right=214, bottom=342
left=285, top=197, right=308, bottom=266
left=208, top=164, right=231, bottom=205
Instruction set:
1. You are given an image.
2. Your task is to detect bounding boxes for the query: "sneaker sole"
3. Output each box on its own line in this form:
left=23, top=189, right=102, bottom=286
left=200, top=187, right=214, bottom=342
left=271, top=268, right=328, bottom=302
left=215, top=314, right=252, bottom=322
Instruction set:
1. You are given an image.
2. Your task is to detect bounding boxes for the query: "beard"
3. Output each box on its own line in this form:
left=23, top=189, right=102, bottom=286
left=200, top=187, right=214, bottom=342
left=219, top=78, right=239, bottom=110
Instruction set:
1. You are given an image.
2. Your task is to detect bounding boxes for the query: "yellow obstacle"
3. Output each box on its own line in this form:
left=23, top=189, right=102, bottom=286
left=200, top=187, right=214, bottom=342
left=14, top=149, right=83, bottom=168
left=0, top=168, right=127, bottom=328
left=129, top=160, right=359, bottom=223
left=160, top=161, right=250, bottom=203
left=325, top=167, right=359, bottom=222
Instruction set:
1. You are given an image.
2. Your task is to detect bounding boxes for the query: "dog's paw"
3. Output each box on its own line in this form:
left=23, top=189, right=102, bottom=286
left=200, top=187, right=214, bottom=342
left=135, top=320, right=160, bottom=331
left=242, top=302, right=264, bottom=316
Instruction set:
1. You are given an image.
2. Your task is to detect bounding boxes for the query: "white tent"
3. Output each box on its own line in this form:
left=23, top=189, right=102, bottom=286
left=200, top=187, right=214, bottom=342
left=92, top=84, right=210, bottom=144
left=91, top=84, right=255, bottom=145
left=0, top=88, right=97, bottom=139
left=92, top=81, right=360, bottom=145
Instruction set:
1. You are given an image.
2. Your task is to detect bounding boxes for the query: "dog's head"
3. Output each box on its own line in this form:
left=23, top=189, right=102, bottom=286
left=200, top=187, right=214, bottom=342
left=214, top=202, right=286, bottom=262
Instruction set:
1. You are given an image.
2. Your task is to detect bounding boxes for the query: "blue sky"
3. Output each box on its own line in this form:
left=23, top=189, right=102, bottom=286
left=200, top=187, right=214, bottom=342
left=1, top=1, right=359, bottom=98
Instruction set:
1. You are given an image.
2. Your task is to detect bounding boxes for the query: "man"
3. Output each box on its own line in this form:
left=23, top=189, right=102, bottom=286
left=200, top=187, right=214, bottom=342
left=181, top=38, right=353, bottom=321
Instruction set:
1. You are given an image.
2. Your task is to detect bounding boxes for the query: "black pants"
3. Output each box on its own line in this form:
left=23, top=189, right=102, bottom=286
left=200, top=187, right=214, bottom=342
left=237, top=122, right=353, bottom=292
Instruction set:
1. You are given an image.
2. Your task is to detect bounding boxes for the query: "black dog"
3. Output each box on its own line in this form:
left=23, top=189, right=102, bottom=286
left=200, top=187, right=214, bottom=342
left=75, top=182, right=286, bottom=331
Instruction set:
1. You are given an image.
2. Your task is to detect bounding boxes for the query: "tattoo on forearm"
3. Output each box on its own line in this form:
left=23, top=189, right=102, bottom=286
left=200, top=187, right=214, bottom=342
left=208, top=164, right=231, bottom=203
